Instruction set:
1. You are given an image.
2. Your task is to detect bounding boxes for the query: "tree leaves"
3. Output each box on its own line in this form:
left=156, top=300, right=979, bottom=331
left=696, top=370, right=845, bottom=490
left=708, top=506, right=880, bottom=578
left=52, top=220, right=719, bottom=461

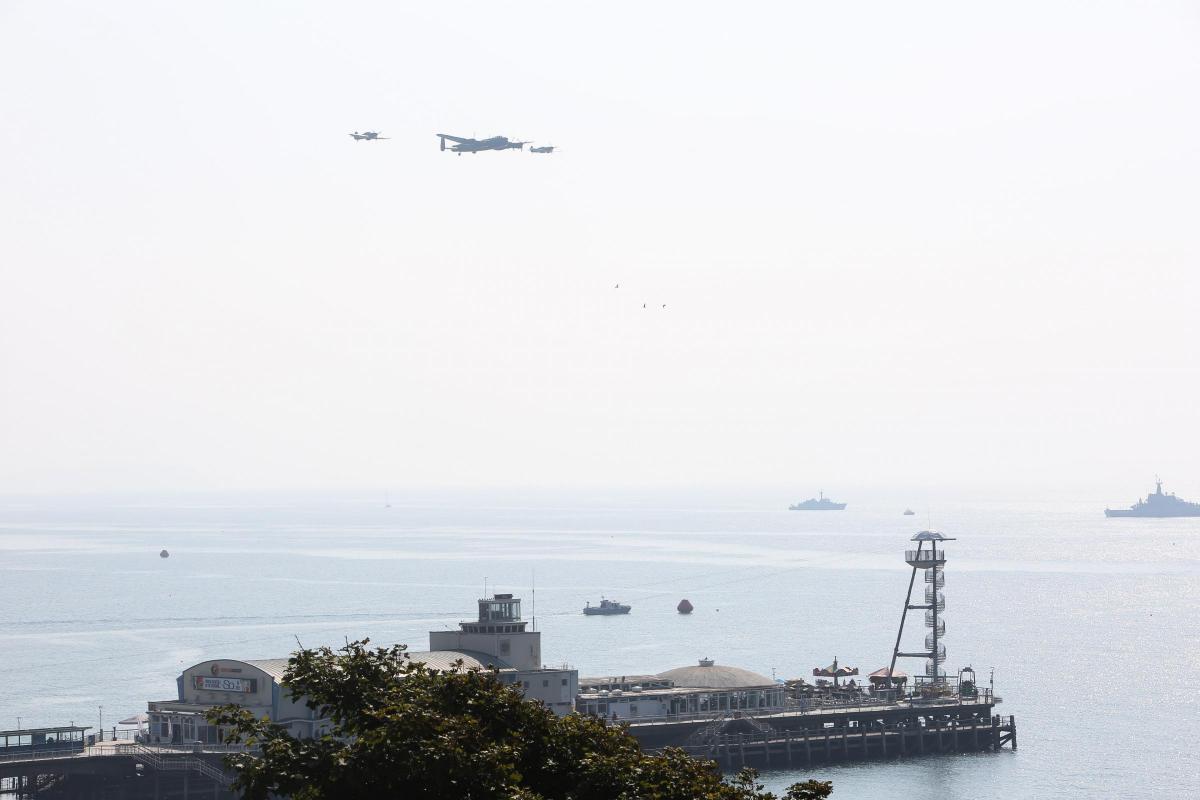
left=207, top=640, right=831, bottom=800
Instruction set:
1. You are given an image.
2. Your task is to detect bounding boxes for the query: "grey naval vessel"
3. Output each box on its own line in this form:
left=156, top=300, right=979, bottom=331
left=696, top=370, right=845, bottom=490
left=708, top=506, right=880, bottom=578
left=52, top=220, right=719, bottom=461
left=1105, top=479, right=1200, bottom=517
left=789, top=491, right=847, bottom=511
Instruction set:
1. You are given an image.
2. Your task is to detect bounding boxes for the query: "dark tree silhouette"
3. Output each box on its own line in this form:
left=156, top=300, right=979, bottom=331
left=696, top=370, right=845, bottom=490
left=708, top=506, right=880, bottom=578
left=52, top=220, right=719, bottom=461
left=209, top=640, right=832, bottom=800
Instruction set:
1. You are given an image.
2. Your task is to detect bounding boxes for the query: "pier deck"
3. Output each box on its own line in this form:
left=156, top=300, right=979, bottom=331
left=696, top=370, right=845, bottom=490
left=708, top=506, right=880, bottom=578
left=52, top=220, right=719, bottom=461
left=626, top=697, right=1015, bottom=767
left=0, top=743, right=238, bottom=799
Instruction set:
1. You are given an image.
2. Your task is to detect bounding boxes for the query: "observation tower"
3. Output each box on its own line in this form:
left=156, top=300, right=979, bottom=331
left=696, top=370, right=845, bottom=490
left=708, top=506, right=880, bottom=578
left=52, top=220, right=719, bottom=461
left=887, top=531, right=955, bottom=686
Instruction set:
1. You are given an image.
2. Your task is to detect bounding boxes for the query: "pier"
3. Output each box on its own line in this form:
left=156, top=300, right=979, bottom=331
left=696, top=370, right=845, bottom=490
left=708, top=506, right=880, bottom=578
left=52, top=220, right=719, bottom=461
left=624, top=690, right=1017, bottom=762
left=629, top=701, right=1016, bottom=766
left=682, top=714, right=1016, bottom=767
left=0, top=742, right=237, bottom=800
left=2, top=531, right=1018, bottom=795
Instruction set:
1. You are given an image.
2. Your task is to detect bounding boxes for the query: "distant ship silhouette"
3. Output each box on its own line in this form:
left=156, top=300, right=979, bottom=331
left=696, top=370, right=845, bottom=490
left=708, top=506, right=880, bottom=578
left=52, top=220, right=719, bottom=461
left=1105, top=479, right=1200, bottom=518
left=789, top=491, right=846, bottom=511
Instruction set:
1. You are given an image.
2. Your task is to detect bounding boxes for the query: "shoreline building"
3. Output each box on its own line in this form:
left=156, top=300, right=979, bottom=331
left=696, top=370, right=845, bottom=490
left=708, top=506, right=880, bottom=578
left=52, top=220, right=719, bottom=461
left=147, top=594, right=577, bottom=744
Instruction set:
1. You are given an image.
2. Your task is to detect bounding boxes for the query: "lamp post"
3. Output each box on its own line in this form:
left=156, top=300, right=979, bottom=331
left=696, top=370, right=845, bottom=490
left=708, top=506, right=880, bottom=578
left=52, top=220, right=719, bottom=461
left=98, top=706, right=103, bottom=742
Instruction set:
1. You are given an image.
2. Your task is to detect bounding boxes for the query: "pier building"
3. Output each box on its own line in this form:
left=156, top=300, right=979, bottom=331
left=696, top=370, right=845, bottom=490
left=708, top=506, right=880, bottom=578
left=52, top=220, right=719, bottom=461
left=146, top=594, right=577, bottom=744
left=577, top=659, right=788, bottom=720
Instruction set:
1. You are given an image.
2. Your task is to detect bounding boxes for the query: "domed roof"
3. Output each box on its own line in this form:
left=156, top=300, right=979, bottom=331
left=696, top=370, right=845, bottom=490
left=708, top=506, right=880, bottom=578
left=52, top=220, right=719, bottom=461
left=657, top=659, right=775, bottom=689
left=912, top=530, right=947, bottom=541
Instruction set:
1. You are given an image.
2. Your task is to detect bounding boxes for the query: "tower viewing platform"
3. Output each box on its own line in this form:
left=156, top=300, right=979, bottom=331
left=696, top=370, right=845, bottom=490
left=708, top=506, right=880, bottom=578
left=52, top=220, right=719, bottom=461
left=905, top=530, right=950, bottom=568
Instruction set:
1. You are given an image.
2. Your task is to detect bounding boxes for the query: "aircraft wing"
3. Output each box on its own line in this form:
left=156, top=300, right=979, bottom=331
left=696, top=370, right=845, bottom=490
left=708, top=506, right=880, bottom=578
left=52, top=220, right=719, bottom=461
left=436, top=133, right=472, bottom=144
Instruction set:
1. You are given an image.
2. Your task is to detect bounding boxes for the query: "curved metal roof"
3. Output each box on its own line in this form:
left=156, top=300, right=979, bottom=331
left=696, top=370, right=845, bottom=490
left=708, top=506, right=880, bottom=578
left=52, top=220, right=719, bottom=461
left=657, top=661, right=775, bottom=689
left=405, top=650, right=513, bottom=672
left=243, top=658, right=290, bottom=681
left=911, top=530, right=952, bottom=541
left=239, top=649, right=514, bottom=684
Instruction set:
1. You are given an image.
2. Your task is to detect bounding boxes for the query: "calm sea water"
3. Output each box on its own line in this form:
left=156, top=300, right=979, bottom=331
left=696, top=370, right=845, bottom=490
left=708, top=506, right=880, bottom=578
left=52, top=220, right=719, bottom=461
left=1, top=491, right=1197, bottom=798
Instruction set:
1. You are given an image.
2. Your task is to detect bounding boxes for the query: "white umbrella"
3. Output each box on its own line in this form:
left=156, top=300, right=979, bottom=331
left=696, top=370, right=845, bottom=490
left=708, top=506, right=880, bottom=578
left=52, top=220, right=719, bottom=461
left=118, top=713, right=149, bottom=726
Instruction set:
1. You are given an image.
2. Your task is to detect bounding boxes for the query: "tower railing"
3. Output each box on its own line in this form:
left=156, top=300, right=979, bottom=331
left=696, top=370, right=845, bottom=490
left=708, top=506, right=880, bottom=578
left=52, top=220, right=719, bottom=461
left=905, top=549, right=947, bottom=566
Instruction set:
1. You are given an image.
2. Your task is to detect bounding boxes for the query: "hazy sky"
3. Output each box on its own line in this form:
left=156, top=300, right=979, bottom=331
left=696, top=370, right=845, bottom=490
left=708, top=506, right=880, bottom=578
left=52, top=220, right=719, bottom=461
left=2, top=1, right=1198, bottom=497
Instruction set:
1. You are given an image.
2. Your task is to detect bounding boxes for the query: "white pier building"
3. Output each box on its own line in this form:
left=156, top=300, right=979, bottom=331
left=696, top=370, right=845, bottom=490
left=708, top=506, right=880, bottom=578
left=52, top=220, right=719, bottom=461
left=147, top=594, right=577, bottom=744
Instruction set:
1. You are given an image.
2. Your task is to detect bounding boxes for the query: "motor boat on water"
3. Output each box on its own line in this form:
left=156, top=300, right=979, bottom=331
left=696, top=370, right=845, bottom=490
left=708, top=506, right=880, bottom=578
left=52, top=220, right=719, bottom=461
left=583, top=597, right=631, bottom=615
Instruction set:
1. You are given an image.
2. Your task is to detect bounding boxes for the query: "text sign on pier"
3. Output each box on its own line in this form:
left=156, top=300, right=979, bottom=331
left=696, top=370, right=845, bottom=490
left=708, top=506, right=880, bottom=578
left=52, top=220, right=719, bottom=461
left=193, top=676, right=253, bottom=693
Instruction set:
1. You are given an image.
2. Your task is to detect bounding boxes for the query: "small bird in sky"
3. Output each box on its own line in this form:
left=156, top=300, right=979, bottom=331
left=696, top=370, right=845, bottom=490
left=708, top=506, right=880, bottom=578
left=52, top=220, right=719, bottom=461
left=642, top=303, right=646, bottom=308
left=615, top=283, right=619, bottom=288
left=662, top=304, right=667, bottom=309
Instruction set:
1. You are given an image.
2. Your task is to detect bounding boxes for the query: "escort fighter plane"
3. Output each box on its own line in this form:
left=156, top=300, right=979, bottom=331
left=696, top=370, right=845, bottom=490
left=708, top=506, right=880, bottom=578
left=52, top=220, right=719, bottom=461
left=348, top=131, right=388, bottom=141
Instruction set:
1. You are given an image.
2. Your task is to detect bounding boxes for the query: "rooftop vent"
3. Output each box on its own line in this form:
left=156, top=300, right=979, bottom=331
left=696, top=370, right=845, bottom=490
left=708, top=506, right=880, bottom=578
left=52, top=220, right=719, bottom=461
left=698, top=657, right=715, bottom=667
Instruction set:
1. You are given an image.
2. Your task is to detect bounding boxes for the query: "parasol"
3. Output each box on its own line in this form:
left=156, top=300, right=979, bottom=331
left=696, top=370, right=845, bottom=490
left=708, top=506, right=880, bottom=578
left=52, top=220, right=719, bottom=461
left=867, top=667, right=908, bottom=685
left=812, top=657, right=859, bottom=687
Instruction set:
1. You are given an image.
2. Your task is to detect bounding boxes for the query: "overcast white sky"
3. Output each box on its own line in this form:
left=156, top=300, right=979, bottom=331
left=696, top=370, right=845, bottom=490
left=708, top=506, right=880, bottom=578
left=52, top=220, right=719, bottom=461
left=1, top=1, right=1198, bottom=498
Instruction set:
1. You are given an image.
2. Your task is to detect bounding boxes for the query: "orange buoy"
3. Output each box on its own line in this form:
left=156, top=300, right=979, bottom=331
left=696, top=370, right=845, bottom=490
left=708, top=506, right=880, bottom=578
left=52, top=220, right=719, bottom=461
left=677, top=598, right=694, bottom=614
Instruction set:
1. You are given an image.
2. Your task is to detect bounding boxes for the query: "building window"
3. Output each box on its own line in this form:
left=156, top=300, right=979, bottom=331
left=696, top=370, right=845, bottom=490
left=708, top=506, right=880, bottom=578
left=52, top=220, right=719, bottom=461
left=561, top=678, right=568, bottom=686
left=543, top=680, right=549, bottom=687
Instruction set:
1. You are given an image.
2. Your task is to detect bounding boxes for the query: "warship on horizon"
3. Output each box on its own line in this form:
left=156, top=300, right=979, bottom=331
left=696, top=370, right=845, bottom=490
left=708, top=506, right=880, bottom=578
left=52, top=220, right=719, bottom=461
left=789, top=491, right=847, bottom=511
left=1105, top=479, right=1200, bottom=518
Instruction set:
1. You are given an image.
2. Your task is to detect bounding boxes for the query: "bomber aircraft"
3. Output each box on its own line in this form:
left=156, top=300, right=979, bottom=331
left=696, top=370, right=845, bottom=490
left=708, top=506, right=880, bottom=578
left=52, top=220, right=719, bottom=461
left=349, top=131, right=388, bottom=141
left=437, top=133, right=529, bottom=154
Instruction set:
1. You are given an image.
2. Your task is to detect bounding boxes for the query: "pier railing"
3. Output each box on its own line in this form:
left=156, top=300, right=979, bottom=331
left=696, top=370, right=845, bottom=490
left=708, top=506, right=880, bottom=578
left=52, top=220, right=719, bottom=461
left=119, top=743, right=235, bottom=787
left=0, top=742, right=254, bottom=765
left=619, top=691, right=996, bottom=728
left=112, top=742, right=253, bottom=756
left=0, top=748, right=86, bottom=765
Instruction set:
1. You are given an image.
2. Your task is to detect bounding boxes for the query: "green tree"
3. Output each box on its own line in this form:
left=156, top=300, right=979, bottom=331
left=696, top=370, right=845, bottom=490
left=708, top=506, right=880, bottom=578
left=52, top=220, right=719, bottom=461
left=209, top=640, right=831, bottom=800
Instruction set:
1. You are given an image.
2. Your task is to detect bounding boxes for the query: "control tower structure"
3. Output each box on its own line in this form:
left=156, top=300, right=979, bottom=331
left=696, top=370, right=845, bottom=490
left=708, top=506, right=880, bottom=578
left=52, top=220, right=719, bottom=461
left=429, top=593, right=542, bottom=670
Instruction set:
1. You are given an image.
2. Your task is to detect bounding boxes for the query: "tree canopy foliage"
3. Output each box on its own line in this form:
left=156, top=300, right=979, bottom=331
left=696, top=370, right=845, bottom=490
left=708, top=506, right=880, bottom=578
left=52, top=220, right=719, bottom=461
left=209, top=640, right=832, bottom=800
